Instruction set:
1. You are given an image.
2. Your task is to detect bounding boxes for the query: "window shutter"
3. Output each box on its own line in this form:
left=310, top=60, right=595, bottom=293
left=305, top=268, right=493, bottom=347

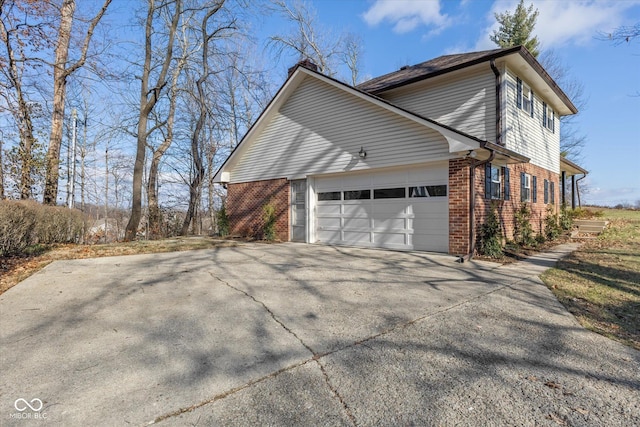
left=516, top=77, right=522, bottom=109
left=520, top=172, right=526, bottom=202
left=551, top=182, right=555, bottom=204
left=544, top=179, right=549, bottom=204
left=485, top=163, right=492, bottom=200
left=543, top=102, right=547, bottom=127
left=532, top=176, right=537, bottom=203
left=530, top=91, right=535, bottom=118
left=551, top=111, right=555, bottom=134
left=503, top=167, right=510, bottom=200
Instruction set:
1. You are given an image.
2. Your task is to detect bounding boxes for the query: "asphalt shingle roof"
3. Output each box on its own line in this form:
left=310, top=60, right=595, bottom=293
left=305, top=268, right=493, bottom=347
left=357, top=47, right=513, bottom=94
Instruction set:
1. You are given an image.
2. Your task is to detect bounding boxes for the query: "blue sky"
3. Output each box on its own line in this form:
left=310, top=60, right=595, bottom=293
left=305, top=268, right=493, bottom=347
left=258, top=0, right=640, bottom=207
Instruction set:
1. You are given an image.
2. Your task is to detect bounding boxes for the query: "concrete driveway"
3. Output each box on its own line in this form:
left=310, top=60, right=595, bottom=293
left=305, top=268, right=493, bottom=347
left=1, top=243, right=638, bottom=426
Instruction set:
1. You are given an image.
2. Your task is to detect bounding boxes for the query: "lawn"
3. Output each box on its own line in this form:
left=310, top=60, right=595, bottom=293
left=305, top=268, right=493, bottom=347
left=541, top=208, right=640, bottom=350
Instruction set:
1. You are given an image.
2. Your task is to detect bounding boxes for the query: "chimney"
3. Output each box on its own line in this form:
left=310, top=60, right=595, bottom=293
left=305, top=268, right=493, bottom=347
left=287, top=58, right=318, bottom=76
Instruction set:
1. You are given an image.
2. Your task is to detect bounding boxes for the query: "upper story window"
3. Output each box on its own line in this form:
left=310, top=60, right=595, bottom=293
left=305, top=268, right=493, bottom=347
left=485, top=164, right=510, bottom=201
left=516, top=77, right=534, bottom=118
left=543, top=102, right=555, bottom=133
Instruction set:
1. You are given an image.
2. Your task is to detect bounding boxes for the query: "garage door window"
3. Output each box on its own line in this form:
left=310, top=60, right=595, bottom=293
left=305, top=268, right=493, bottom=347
left=344, top=190, right=371, bottom=200
left=374, top=187, right=406, bottom=199
left=409, top=185, right=447, bottom=197
left=318, top=191, right=341, bottom=201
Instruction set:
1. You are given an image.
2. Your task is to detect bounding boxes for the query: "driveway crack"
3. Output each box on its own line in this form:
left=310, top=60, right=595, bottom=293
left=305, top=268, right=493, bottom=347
left=208, top=273, right=357, bottom=426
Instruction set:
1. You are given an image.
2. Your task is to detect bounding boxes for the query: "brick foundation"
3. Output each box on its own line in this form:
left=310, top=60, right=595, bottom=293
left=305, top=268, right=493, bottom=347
left=226, top=178, right=290, bottom=241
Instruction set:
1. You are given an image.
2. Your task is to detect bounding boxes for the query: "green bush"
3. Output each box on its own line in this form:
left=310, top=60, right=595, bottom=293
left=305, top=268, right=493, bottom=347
left=544, top=205, right=561, bottom=240
left=262, top=201, right=277, bottom=241
left=0, top=200, right=87, bottom=256
left=514, top=203, right=535, bottom=247
left=216, top=205, right=229, bottom=236
left=560, top=204, right=573, bottom=231
left=478, top=203, right=503, bottom=257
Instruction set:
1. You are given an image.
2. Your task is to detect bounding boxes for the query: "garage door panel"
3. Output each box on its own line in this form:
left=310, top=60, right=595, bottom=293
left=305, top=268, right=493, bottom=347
left=343, top=231, right=372, bottom=244
left=373, top=217, right=405, bottom=230
left=315, top=164, right=449, bottom=252
left=343, top=217, right=370, bottom=229
left=318, top=217, right=341, bottom=228
left=373, top=232, right=406, bottom=246
left=343, top=203, right=371, bottom=216
left=317, top=204, right=341, bottom=215
left=372, top=202, right=407, bottom=215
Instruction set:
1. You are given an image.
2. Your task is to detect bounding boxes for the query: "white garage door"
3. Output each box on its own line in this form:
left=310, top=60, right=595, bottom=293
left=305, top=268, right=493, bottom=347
left=315, top=164, right=449, bottom=252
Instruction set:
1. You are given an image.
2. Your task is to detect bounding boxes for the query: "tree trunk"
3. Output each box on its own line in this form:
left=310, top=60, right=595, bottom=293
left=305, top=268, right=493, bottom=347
left=43, top=0, right=74, bottom=205
left=125, top=0, right=180, bottom=241
left=43, top=0, right=111, bottom=205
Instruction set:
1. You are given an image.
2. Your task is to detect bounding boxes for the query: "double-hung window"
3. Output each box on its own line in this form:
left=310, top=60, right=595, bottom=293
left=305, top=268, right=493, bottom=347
left=520, top=173, right=531, bottom=202
left=517, top=77, right=534, bottom=118
left=543, top=102, right=555, bottom=132
left=544, top=179, right=549, bottom=204
left=485, top=164, right=510, bottom=200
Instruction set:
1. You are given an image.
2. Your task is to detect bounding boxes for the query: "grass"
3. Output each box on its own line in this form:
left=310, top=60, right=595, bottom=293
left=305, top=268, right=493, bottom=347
left=0, top=237, right=238, bottom=295
left=541, top=208, right=640, bottom=350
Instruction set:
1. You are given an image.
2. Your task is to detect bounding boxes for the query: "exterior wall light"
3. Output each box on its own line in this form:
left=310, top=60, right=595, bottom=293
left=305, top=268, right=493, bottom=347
left=359, top=146, right=367, bottom=159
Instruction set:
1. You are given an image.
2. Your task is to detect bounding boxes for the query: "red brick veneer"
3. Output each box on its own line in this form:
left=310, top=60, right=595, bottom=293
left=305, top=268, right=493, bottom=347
left=226, top=178, right=290, bottom=241
left=449, top=159, right=560, bottom=255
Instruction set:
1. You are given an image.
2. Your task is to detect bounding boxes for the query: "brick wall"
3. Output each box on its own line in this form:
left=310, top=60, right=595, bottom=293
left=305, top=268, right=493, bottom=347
left=474, top=162, right=559, bottom=245
left=226, top=178, right=290, bottom=241
left=448, top=159, right=560, bottom=256
left=449, top=158, right=471, bottom=255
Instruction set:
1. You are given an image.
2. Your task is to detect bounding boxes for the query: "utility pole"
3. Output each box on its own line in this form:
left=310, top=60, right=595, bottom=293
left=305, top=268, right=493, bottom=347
left=67, top=108, right=78, bottom=209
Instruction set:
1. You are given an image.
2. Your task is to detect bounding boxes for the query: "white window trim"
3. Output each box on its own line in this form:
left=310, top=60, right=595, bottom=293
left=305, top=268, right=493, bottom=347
left=545, top=104, right=555, bottom=131
left=490, top=165, right=502, bottom=200
left=522, top=173, right=531, bottom=202
left=522, top=82, right=533, bottom=115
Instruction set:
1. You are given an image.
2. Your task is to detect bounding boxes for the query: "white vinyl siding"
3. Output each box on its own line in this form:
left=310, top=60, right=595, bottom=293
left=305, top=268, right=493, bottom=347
left=378, top=65, right=496, bottom=143
left=229, top=76, right=450, bottom=183
left=503, top=67, right=560, bottom=173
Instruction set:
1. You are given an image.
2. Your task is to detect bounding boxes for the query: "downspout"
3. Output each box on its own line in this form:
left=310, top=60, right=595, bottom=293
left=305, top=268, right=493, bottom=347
left=466, top=60, right=501, bottom=260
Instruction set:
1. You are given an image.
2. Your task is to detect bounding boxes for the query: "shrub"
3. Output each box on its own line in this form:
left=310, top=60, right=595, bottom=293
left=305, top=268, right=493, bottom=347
left=0, top=200, right=87, bottom=256
left=544, top=205, right=561, bottom=240
left=216, top=205, right=229, bottom=236
left=514, top=203, right=535, bottom=247
left=0, top=201, right=37, bottom=256
left=262, top=201, right=277, bottom=241
left=560, top=204, right=573, bottom=231
left=34, top=204, right=86, bottom=244
left=478, top=202, right=503, bottom=257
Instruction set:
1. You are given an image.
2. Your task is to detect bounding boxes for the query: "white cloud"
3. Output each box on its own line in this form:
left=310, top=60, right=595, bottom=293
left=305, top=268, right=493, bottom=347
left=362, top=0, right=450, bottom=34
left=474, top=0, right=640, bottom=51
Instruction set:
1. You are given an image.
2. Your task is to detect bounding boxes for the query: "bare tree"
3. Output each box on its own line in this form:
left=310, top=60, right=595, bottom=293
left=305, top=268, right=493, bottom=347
left=599, top=23, right=640, bottom=44
left=124, top=0, right=182, bottom=241
left=43, top=0, right=111, bottom=205
left=0, top=0, right=55, bottom=199
left=181, top=2, right=236, bottom=235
